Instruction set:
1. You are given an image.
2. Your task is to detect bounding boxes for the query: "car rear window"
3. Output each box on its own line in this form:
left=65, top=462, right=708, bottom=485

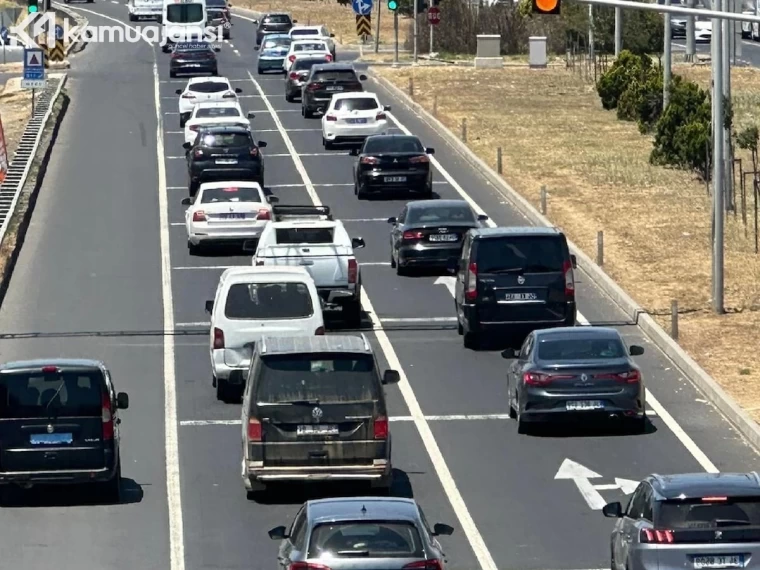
left=313, top=70, right=358, bottom=82
left=195, top=107, right=240, bottom=118
left=166, top=3, right=203, bottom=22
left=307, top=521, right=424, bottom=558
left=334, top=98, right=378, bottom=111
left=536, top=337, right=626, bottom=360
left=206, top=0, right=226, bottom=6
left=189, top=81, right=229, bottom=93
left=293, top=57, right=329, bottom=70
left=363, top=136, right=423, bottom=154
left=407, top=204, right=475, bottom=224
left=262, top=37, right=290, bottom=49
left=474, top=236, right=567, bottom=274
left=200, top=133, right=251, bottom=147
left=200, top=186, right=261, bottom=203
left=224, top=283, right=313, bottom=320
left=263, top=15, right=291, bottom=24
left=657, top=498, right=760, bottom=528
left=275, top=227, right=334, bottom=244
left=255, top=354, right=380, bottom=404
left=294, top=42, right=327, bottom=51
left=0, top=371, right=104, bottom=419
left=291, top=29, right=319, bottom=36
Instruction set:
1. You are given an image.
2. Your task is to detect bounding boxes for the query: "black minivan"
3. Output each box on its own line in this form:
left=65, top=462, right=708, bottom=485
left=0, top=359, right=129, bottom=503
left=451, top=227, right=577, bottom=349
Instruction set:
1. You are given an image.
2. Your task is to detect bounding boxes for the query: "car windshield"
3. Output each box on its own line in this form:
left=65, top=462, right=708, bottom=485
left=334, top=97, right=379, bottom=112
left=224, top=283, right=313, bottom=320
left=175, top=42, right=211, bottom=52
left=307, top=521, right=425, bottom=558
left=293, top=57, right=329, bottom=70
left=200, top=133, right=251, bottom=147
left=188, top=81, right=229, bottom=93
left=474, top=236, right=566, bottom=273
left=363, top=136, right=423, bottom=154
left=294, top=42, right=326, bottom=51
left=657, top=498, right=760, bottom=528
left=313, top=70, right=358, bottom=82
left=255, top=354, right=379, bottom=405
left=407, top=204, right=475, bottom=224
left=200, top=186, right=261, bottom=203
left=195, top=107, right=241, bottom=118
left=0, top=371, right=104, bottom=419
left=536, top=338, right=627, bottom=360
left=275, top=227, right=334, bottom=244
left=166, top=3, right=204, bottom=23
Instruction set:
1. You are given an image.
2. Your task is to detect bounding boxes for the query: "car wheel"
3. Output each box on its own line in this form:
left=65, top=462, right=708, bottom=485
left=169, top=71, right=176, bottom=78
left=285, top=91, right=293, bottom=102
left=101, top=461, right=122, bottom=504
left=356, top=184, right=367, bottom=200
left=323, top=138, right=333, bottom=150
left=508, top=389, right=517, bottom=419
left=344, top=298, right=362, bottom=328
left=128, top=12, right=136, bottom=20
left=463, top=331, right=480, bottom=350
left=216, top=377, right=234, bottom=403
left=189, top=180, right=198, bottom=196
left=257, top=67, right=263, bottom=74
left=516, top=414, right=530, bottom=435
left=188, top=241, right=201, bottom=255
left=457, top=316, right=463, bottom=335
left=396, top=262, right=408, bottom=277
left=304, top=107, right=314, bottom=119
left=179, top=116, right=186, bottom=128
left=211, top=68, right=218, bottom=76
left=627, top=415, right=647, bottom=435
left=389, top=248, right=396, bottom=268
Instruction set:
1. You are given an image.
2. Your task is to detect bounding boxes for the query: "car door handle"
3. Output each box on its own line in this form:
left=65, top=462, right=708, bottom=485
left=299, top=260, right=314, bottom=266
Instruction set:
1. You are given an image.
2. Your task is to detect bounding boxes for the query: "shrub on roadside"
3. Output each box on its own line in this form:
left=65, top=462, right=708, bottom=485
left=595, top=50, right=653, bottom=110
left=616, top=69, right=663, bottom=133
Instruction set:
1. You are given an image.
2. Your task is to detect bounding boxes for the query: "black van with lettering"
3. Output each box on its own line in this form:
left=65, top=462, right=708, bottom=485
left=451, top=227, right=577, bottom=349
left=0, top=359, right=129, bottom=503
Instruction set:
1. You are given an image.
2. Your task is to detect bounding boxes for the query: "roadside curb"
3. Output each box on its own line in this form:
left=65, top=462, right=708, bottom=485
left=369, top=69, right=760, bottom=454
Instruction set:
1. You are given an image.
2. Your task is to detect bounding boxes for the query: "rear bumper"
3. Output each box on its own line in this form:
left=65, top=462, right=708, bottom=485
left=324, top=123, right=389, bottom=142
left=170, top=62, right=217, bottom=75
left=212, top=349, right=248, bottom=381
left=359, top=171, right=432, bottom=192
left=129, top=7, right=161, bottom=16
left=462, top=302, right=576, bottom=332
left=191, top=164, right=263, bottom=184
left=187, top=223, right=265, bottom=245
left=398, top=244, right=461, bottom=267
left=0, top=464, right=117, bottom=486
left=258, top=57, right=285, bottom=70
left=316, top=286, right=358, bottom=306
left=245, top=461, right=390, bottom=484
left=520, top=384, right=644, bottom=422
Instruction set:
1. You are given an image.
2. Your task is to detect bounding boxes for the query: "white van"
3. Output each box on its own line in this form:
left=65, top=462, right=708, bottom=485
left=205, top=266, right=325, bottom=403
left=128, top=0, right=162, bottom=21
left=160, top=0, right=207, bottom=52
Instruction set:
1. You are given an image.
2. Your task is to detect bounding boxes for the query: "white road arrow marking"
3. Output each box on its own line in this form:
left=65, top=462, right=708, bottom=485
left=555, top=458, right=607, bottom=510
left=434, top=276, right=456, bottom=298
left=614, top=477, right=640, bottom=495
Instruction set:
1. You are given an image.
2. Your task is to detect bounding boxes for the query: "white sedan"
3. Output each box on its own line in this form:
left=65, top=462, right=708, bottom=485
left=282, top=39, right=332, bottom=72
left=176, top=77, right=242, bottom=128
left=184, top=101, right=254, bottom=144
left=181, top=181, right=277, bottom=254
left=321, top=92, right=390, bottom=149
left=289, top=25, right=336, bottom=58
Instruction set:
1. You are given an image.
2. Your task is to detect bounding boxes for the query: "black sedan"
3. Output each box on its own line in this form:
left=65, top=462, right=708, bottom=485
left=388, top=199, right=488, bottom=275
left=184, top=126, right=266, bottom=195
left=169, top=42, right=221, bottom=78
left=351, top=134, right=434, bottom=199
left=501, top=327, right=646, bottom=434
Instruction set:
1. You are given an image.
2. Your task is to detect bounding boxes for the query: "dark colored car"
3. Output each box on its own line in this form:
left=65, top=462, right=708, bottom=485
left=351, top=134, right=434, bottom=199
left=206, top=0, right=231, bottom=39
left=501, top=326, right=646, bottom=433
left=388, top=199, right=488, bottom=275
left=169, top=41, right=220, bottom=78
left=604, top=472, right=760, bottom=570
left=0, top=359, right=129, bottom=503
left=254, top=13, right=296, bottom=46
left=241, top=335, right=400, bottom=498
left=284, top=55, right=331, bottom=101
left=255, top=33, right=292, bottom=74
left=671, top=18, right=686, bottom=38
left=451, top=227, right=578, bottom=349
left=184, top=126, right=267, bottom=195
left=301, top=63, right=367, bottom=117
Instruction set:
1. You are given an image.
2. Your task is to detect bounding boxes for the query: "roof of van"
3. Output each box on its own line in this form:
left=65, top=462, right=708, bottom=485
left=259, top=335, right=372, bottom=356
left=220, top=266, right=314, bottom=282
left=470, top=227, right=563, bottom=238
left=0, top=359, right=105, bottom=373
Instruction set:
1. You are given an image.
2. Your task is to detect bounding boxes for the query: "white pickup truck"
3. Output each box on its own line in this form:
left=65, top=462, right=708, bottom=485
left=249, top=205, right=366, bottom=327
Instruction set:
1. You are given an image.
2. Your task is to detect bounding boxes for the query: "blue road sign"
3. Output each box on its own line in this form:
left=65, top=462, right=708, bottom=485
left=23, top=48, right=45, bottom=81
left=55, top=24, right=64, bottom=40
left=352, top=0, right=373, bottom=15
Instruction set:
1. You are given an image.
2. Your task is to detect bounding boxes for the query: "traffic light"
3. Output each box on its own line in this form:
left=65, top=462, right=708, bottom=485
left=416, top=0, right=427, bottom=12
left=430, top=0, right=439, bottom=5
left=532, top=0, right=560, bottom=14
left=27, top=0, right=39, bottom=13
left=387, top=0, right=398, bottom=10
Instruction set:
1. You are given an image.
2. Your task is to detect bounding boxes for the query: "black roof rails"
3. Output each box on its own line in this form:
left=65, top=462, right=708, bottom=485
left=272, top=204, right=333, bottom=221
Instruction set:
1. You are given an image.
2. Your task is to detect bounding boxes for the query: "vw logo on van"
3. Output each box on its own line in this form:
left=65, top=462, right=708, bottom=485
left=46, top=424, right=54, bottom=433
left=517, top=276, right=525, bottom=285
left=312, top=407, right=323, bottom=422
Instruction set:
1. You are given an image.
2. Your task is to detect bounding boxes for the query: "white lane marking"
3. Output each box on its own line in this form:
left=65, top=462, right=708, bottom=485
left=231, top=11, right=259, bottom=24
left=342, top=218, right=388, bottom=222
left=165, top=109, right=296, bottom=115
left=233, top=49, right=240, bottom=56
left=248, top=70, right=499, bottom=570
left=172, top=262, right=389, bottom=270
left=170, top=223, right=184, bottom=226
left=164, top=153, right=352, bottom=159
left=167, top=186, right=185, bottom=190
left=386, top=110, right=719, bottom=474
left=380, top=317, right=457, bottom=323
left=267, top=181, right=449, bottom=188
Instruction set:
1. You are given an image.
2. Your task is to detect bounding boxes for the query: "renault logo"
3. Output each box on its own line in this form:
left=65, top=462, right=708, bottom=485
left=581, top=374, right=588, bottom=382
left=517, top=276, right=525, bottom=284
left=715, top=531, right=723, bottom=540
left=312, top=407, right=323, bottom=422
left=46, top=424, right=54, bottom=433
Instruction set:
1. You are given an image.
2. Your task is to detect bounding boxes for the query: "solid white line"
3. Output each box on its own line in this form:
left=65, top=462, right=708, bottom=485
left=360, top=262, right=390, bottom=266
left=176, top=322, right=209, bottom=327
left=167, top=186, right=185, bottom=190
left=248, top=70, right=499, bottom=570
left=593, top=484, right=620, bottom=491
left=386, top=110, right=718, bottom=475
left=170, top=223, right=184, bottom=226
left=343, top=218, right=388, bottom=222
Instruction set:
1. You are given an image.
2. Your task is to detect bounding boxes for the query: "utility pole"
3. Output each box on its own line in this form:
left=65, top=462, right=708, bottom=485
left=588, top=5, right=595, bottom=60
left=412, top=0, right=418, bottom=63
left=686, top=0, right=696, bottom=61
left=722, top=0, right=732, bottom=212
left=664, top=0, right=672, bottom=109
left=712, top=0, right=725, bottom=314
left=393, top=9, right=398, bottom=64
left=614, top=7, right=622, bottom=55
left=374, top=0, right=380, bottom=53
left=429, top=21, right=434, bottom=54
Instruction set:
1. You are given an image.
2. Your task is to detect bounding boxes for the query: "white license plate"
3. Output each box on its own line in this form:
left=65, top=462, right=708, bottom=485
left=218, top=213, right=245, bottom=219
left=346, top=118, right=367, bottom=124
left=215, top=159, right=237, bottom=165
left=30, top=433, right=73, bottom=445
left=503, top=292, right=538, bottom=301
left=185, top=63, right=201, bottom=67
left=325, top=86, right=343, bottom=91
left=429, top=234, right=457, bottom=242
left=566, top=400, right=604, bottom=411
left=297, top=424, right=339, bottom=436
left=693, top=556, right=744, bottom=569
left=384, top=176, right=406, bottom=183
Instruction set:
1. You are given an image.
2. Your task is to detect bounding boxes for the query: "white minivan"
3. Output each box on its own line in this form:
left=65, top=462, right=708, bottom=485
left=205, top=266, right=325, bottom=403
left=160, top=0, right=207, bottom=52
left=128, top=0, right=162, bottom=21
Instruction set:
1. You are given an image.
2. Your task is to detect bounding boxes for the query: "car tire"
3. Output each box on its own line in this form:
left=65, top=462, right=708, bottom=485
left=257, top=67, right=263, bottom=74
left=216, top=376, right=234, bottom=403
left=457, top=317, right=463, bottom=335
left=344, top=298, right=362, bottom=328
left=516, top=415, right=530, bottom=435
left=188, top=241, right=201, bottom=255
left=627, top=416, right=647, bottom=435
left=389, top=248, right=396, bottom=268
left=211, top=68, right=218, bottom=76
left=179, top=116, right=187, bottom=128
left=189, top=180, right=199, bottom=196
left=303, top=107, right=314, bottom=119
left=169, top=71, right=176, bottom=78
left=356, top=184, right=367, bottom=200
left=508, top=390, right=517, bottom=419
left=463, top=331, right=480, bottom=350
left=128, top=12, right=136, bottom=21
left=323, top=138, right=333, bottom=150
left=396, top=262, right=408, bottom=277
left=101, top=461, right=122, bottom=504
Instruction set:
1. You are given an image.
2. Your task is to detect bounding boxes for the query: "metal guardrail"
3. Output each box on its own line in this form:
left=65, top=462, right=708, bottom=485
left=0, top=75, right=65, bottom=244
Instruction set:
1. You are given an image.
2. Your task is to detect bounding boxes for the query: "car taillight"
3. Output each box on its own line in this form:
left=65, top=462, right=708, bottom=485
left=256, top=208, right=270, bottom=220
left=402, top=230, right=424, bottom=241
left=247, top=418, right=262, bottom=441
left=192, top=211, right=206, bottom=222
left=347, top=258, right=358, bottom=283
left=288, top=54, right=296, bottom=61
left=563, top=259, right=575, bottom=298
left=213, top=327, right=225, bottom=349
left=223, top=91, right=236, bottom=98
left=523, top=372, right=574, bottom=386
left=102, top=391, right=114, bottom=440
left=289, top=72, right=298, bottom=79
left=307, top=82, right=320, bottom=91
left=611, top=370, right=641, bottom=383
left=181, top=93, right=195, bottom=99
left=376, top=112, right=387, bottom=120
left=289, top=563, right=331, bottom=570
left=409, top=155, right=429, bottom=163
left=360, top=156, right=378, bottom=165
left=373, top=416, right=388, bottom=439
left=403, top=561, right=443, bottom=570
left=250, top=147, right=259, bottom=157
left=465, top=262, right=477, bottom=301
left=315, top=326, right=325, bottom=335
left=189, top=125, right=199, bottom=132
left=325, top=54, right=332, bottom=61
left=325, top=114, right=337, bottom=121
left=193, top=148, right=204, bottom=158
left=640, top=529, right=674, bottom=544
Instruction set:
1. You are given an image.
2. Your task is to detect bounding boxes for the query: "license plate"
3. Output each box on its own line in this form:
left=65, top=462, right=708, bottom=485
left=429, top=234, right=457, bottom=242
left=566, top=400, right=604, bottom=411
left=346, top=118, right=367, bottom=124
left=218, top=213, right=245, bottom=219
left=297, top=424, right=339, bottom=436
left=30, top=433, right=73, bottom=445
left=693, top=556, right=744, bottom=569
left=215, top=159, right=237, bottom=165
left=502, top=292, right=539, bottom=301
left=326, top=86, right=343, bottom=91
left=185, top=63, right=201, bottom=67
left=384, top=176, right=406, bottom=183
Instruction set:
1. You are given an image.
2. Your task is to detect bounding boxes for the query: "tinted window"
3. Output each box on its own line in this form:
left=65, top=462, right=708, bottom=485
left=263, top=15, right=291, bottom=24
left=262, top=37, right=290, bottom=48
left=0, top=371, right=104, bottom=419
left=363, top=136, right=423, bottom=154
left=291, top=29, right=319, bottom=36
left=294, top=41, right=327, bottom=51
left=307, top=522, right=424, bottom=558
left=206, top=0, right=226, bottom=6
left=536, top=337, right=626, bottom=360
left=255, top=355, right=379, bottom=404
left=200, top=133, right=251, bottom=147
left=200, top=186, right=262, bottom=203
left=188, top=81, right=230, bottom=93
left=195, top=107, right=241, bottom=118
left=313, top=70, right=358, bottom=82
left=175, top=42, right=211, bottom=52
left=224, top=283, right=313, bottom=320
left=658, top=498, right=760, bottom=528
left=475, top=236, right=566, bottom=273
left=166, top=4, right=204, bottom=22
left=334, top=98, right=379, bottom=111
left=406, top=204, right=475, bottom=225
left=293, top=57, right=329, bottom=70
left=275, top=227, right=334, bottom=244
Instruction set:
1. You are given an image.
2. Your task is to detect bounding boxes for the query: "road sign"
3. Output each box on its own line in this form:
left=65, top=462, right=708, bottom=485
left=427, top=6, right=441, bottom=24
left=48, top=39, right=65, bottom=62
left=356, top=14, right=371, bottom=37
left=55, top=24, right=64, bottom=40
left=555, top=459, right=638, bottom=510
left=22, top=47, right=45, bottom=90
left=352, top=0, right=373, bottom=15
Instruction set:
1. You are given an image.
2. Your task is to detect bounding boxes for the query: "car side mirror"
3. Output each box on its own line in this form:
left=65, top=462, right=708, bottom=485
left=252, top=18, right=258, bottom=24
left=116, top=392, right=129, bottom=410
left=268, top=526, right=288, bottom=540
left=384, top=105, right=392, bottom=111
left=330, top=33, right=335, bottom=37
left=242, top=240, right=258, bottom=253
left=351, top=237, right=365, bottom=249
left=387, top=216, right=397, bottom=224
left=446, top=258, right=459, bottom=273
left=258, top=141, right=267, bottom=147
left=359, top=74, right=368, bottom=80
left=477, top=214, right=488, bottom=221
left=629, top=345, right=645, bottom=356
left=181, top=197, right=192, bottom=205
left=602, top=502, right=623, bottom=518
left=267, top=195, right=279, bottom=203
left=382, top=369, right=400, bottom=385
left=235, top=88, right=242, bottom=94
left=248, top=111, right=256, bottom=118
left=426, top=147, right=435, bottom=154
left=570, top=254, right=577, bottom=268
left=432, top=523, right=454, bottom=536
left=175, top=89, right=182, bottom=95
left=183, top=142, right=192, bottom=150
left=501, top=348, right=517, bottom=359
left=349, top=148, right=359, bottom=156
left=292, top=19, right=297, bottom=23
left=205, top=300, right=214, bottom=314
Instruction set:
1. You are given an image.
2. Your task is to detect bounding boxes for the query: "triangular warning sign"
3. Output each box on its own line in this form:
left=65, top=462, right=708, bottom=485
left=29, top=54, right=39, bottom=65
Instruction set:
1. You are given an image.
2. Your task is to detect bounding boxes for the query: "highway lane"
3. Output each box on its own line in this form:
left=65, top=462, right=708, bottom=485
left=0, top=16, right=169, bottom=570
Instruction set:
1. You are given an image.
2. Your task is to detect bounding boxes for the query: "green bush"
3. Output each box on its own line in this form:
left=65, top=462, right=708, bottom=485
left=616, top=67, right=663, bottom=132
left=596, top=50, right=653, bottom=110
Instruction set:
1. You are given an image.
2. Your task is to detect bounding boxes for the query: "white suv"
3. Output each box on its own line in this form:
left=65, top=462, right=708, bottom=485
left=322, top=92, right=390, bottom=150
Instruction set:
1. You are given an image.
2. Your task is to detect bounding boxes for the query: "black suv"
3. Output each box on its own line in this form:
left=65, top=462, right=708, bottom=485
left=241, top=335, right=400, bottom=499
left=184, top=126, right=267, bottom=195
left=169, top=41, right=221, bottom=78
left=0, top=359, right=129, bottom=503
left=254, top=12, right=295, bottom=46
left=451, top=227, right=577, bottom=349
left=301, top=63, right=367, bottom=118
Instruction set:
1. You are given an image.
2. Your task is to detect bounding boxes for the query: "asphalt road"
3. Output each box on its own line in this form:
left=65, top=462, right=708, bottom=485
left=0, top=3, right=759, bottom=570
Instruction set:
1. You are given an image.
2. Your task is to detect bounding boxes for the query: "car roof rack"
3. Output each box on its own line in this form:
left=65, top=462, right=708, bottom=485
left=272, top=204, right=333, bottom=221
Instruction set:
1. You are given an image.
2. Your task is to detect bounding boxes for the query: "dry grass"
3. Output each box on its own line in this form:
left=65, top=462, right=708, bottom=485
left=231, top=0, right=411, bottom=46
left=1, top=77, right=34, bottom=162
left=374, top=64, right=760, bottom=423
